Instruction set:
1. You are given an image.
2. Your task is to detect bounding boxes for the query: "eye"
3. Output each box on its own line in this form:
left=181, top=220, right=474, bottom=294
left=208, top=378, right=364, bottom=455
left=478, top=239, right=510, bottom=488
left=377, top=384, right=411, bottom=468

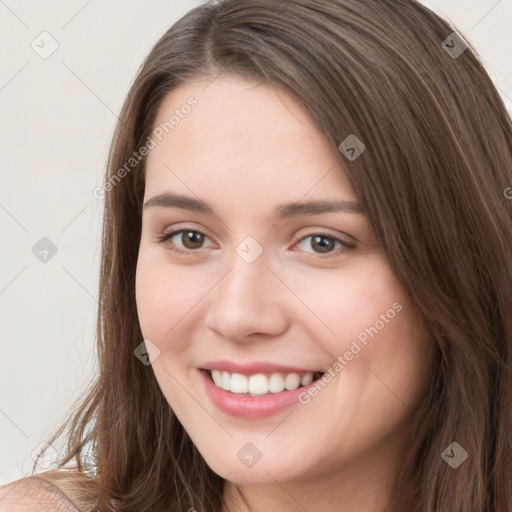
left=154, top=228, right=354, bottom=259
left=154, top=229, right=215, bottom=254
left=292, top=232, right=354, bottom=259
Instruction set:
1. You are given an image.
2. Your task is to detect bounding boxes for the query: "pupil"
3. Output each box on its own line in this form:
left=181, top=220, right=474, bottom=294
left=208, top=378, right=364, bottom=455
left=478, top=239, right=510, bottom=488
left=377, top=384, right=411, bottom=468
left=313, top=235, right=333, bottom=253
left=184, top=231, right=203, bottom=249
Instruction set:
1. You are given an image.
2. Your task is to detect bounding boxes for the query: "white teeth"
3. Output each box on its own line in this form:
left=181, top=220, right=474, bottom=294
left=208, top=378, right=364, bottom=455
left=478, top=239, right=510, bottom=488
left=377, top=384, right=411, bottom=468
left=221, top=371, right=231, bottom=391
left=268, top=373, right=284, bottom=393
left=301, top=373, right=313, bottom=386
left=211, top=369, right=223, bottom=387
left=231, top=373, right=249, bottom=393
left=209, top=370, right=316, bottom=395
left=284, top=373, right=301, bottom=390
left=248, top=374, right=268, bottom=395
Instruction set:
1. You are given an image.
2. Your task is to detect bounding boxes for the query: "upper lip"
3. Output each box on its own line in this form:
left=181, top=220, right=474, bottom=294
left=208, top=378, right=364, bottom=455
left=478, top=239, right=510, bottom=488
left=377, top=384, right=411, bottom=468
left=200, top=360, right=324, bottom=375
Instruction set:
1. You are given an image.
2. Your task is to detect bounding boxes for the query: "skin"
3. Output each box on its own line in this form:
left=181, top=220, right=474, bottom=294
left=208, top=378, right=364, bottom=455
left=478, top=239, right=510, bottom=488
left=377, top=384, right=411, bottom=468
left=135, top=75, right=434, bottom=512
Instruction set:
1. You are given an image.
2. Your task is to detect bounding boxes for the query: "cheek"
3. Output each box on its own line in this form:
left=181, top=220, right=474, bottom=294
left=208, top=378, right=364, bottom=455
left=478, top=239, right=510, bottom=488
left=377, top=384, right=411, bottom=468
left=135, top=249, right=408, bottom=356
left=135, top=252, right=211, bottom=350
left=317, top=272, right=431, bottom=411
left=288, top=259, right=404, bottom=348
left=291, top=258, right=428, bottom=389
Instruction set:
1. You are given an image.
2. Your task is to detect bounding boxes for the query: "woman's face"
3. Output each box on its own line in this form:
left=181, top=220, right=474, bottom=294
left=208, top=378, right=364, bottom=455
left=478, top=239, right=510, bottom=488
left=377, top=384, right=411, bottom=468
left=135, top=75, right=433, bottom=490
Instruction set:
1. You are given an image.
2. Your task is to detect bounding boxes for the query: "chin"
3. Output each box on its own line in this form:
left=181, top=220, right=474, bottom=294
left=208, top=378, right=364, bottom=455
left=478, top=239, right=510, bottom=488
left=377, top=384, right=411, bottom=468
left=197, top=441, right=311, bottom=485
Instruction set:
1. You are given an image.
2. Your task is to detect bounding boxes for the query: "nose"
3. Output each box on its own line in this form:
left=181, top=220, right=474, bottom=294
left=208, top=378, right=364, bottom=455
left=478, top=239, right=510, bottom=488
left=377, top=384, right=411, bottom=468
left=204, top=249, right=289, bottom=343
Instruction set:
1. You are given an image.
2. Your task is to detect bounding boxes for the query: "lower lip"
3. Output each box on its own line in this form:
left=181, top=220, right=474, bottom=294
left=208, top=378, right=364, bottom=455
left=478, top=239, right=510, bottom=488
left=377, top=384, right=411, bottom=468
left=199, top=369, right=321, bottom=419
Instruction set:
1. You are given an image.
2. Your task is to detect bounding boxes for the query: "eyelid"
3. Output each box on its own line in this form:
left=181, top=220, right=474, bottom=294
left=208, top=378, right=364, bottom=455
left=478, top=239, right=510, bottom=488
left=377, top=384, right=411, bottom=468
left=156, top=222, right=216, bottom=243
left=154, top=227, right=216, bottom=250
left=291, top=227, right=356, bottom=246
left=290, top=231, right=355, bottom=260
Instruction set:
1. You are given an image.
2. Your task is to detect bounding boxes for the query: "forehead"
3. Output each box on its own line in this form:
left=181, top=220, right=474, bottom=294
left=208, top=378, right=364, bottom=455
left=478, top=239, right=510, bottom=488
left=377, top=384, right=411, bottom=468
left=144, top=76, right=358, bottom=206
left=151, top=74, right=313, bottom=131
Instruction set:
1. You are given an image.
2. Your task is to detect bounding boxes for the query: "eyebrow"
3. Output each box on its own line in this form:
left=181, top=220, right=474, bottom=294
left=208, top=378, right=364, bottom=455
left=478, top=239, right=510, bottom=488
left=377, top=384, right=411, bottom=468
left=143, top=193, right=363, bottom=218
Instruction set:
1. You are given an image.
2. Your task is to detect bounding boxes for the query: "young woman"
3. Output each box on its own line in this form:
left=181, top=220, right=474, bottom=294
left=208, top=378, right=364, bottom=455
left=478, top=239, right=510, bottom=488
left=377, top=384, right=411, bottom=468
left=1, top=0, right=511, bottom=511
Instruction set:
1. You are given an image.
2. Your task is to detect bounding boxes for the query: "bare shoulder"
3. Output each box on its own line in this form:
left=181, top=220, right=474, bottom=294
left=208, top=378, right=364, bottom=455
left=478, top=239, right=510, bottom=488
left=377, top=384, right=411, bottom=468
left=0, top=471, right=81, bottom=512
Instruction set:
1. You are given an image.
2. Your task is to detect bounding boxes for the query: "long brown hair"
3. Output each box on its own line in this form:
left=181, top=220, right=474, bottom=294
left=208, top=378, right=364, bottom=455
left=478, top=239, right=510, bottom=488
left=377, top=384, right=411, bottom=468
left=26, top=1, right=512, bottom=510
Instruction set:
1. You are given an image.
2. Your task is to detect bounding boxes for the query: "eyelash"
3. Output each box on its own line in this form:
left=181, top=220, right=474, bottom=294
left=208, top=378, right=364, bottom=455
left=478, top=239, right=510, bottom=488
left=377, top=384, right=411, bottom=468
left=154, top=228, right=355, bottom=260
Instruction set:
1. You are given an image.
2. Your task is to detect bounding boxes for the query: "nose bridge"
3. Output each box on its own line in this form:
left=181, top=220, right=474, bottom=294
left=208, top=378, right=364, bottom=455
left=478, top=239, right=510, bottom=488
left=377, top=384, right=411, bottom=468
left=219, top=247, right=275, bottom=313
left=205, top=243, right=288, bottom=340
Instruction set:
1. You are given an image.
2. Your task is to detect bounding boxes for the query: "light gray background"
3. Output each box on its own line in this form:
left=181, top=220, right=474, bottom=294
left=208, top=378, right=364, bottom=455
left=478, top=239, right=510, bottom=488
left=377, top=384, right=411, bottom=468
left=1, top=0, right=511, bottom=485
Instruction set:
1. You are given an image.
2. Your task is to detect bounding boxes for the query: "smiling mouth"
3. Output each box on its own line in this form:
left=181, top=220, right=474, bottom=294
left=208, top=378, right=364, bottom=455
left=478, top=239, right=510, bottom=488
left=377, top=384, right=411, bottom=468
left=202, top=369, right=325, bottom=396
